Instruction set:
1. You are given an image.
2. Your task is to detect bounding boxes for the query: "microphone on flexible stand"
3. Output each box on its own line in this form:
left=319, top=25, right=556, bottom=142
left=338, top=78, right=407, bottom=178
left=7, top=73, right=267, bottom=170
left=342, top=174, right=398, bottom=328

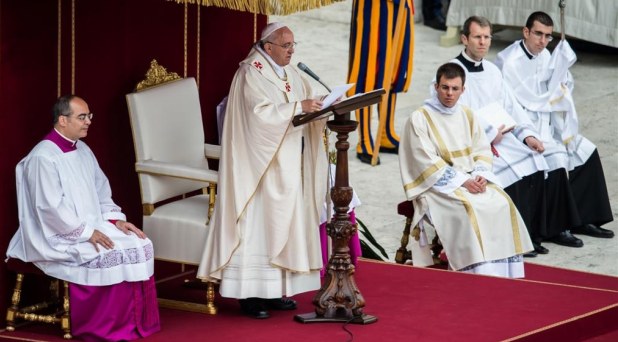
left=297, top=62, right=332, bottom=92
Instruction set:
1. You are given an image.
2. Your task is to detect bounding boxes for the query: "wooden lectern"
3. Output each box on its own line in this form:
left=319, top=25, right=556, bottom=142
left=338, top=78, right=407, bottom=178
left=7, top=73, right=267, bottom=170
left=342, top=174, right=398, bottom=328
left=293, top=88, right=385, bottom=324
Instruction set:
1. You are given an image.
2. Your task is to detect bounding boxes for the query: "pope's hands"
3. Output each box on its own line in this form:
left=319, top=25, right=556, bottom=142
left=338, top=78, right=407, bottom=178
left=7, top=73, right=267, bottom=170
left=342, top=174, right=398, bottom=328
left=463, top=176, right=487, bottom=194
left=301, top=99, right=323, bottom=113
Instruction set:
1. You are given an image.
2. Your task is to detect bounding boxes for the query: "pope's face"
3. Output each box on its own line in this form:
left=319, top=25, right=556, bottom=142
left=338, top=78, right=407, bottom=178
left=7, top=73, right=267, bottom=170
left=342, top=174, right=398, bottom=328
left=58, top=97, right=91, bottom=140
left=461, top=22, right=492, bottom=61
left=435, top=76, right=464, bottom=108
left=264, top=28, right=295, bottom=67
left=523, top=21, right=553, bottom=55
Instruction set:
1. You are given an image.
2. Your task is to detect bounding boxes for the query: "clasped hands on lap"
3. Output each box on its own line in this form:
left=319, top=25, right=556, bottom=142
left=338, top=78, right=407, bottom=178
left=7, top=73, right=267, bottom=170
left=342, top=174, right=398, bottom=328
left=464, top=176, right=487, bottom=194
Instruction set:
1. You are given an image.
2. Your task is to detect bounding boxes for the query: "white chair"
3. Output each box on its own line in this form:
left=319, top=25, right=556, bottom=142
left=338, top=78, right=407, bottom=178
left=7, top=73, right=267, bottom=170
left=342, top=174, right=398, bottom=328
left=126, top=62, right=219, bottom=314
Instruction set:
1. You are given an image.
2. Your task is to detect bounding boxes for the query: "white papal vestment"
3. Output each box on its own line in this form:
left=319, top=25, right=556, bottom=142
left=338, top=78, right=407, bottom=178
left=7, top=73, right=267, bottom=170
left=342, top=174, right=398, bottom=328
left=197, top=46, right=328, bottom=298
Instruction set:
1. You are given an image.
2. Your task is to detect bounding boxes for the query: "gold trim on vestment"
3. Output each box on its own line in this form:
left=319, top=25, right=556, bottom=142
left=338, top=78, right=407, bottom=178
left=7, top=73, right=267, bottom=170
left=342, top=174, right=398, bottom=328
left=462, top=106, right=474, bottom=134
left=419, top=108, right=453, bottom=165
left=403, top=159, right=447, bottom=191
left=454, top=188, right=484, bottom=255
left=451, top=147, right=472, bottom=158
left=474, top=155, right=493, bottom=164
left=489, top=184, right=523, bottom=254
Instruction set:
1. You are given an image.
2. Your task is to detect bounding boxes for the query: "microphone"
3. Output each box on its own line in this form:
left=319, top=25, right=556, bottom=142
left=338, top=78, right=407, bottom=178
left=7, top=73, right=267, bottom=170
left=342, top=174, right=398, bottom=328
left=297, top=62, right=332, bottom=92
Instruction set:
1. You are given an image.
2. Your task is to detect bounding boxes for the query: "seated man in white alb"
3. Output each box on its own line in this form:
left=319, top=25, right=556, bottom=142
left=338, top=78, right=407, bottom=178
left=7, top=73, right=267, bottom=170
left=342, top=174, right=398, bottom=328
left=6, top=95, right=159, bottom=341
left=399, top=63, right=533, bottom=278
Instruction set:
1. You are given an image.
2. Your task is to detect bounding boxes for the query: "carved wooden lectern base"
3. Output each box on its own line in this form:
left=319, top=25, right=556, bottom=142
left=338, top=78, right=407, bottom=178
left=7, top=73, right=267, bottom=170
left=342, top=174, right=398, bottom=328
left=295, top=118, right=377, bottom=324
left=294, top=90, right=383, bottom=324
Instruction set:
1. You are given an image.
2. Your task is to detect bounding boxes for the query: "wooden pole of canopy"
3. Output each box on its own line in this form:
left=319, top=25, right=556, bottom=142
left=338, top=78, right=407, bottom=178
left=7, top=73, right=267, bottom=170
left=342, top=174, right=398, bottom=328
left=370, top=0, right=409, bottom=166
left=559, top=0, right=566, bottom=41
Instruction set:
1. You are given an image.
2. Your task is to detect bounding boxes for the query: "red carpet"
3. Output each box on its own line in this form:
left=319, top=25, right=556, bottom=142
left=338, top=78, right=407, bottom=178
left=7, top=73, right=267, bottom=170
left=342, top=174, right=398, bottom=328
left=2, top=259, right=617, bottom=341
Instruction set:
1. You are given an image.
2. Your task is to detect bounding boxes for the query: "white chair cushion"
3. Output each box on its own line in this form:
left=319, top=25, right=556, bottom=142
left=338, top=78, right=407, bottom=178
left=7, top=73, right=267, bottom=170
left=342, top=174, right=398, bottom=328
left=143, top=195, right=210, bottom=265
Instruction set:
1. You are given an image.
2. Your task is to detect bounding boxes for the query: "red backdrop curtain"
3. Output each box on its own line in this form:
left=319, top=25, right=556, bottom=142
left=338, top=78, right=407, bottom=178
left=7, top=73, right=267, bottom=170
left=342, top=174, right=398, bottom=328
left=0, top=0, right=266, bottom=322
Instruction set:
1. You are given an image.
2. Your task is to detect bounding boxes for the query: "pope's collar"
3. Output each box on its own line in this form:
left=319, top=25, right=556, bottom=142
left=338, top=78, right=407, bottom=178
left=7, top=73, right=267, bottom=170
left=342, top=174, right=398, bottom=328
left=255, top=44, right=286, bottom=79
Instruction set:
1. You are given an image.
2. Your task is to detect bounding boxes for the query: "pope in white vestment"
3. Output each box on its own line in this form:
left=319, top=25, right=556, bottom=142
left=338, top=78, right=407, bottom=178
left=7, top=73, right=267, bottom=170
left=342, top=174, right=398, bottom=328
left=399, top=63, right=533, bottom=278
left=197, top=23, right=328, bottom=307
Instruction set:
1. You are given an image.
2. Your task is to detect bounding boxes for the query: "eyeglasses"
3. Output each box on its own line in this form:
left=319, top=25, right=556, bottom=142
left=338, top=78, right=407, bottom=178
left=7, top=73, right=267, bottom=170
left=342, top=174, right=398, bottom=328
left=530, top=30, right=554, bottom=42
left=266, top=41, right=298, bottom=50
left=64, top=112, right=94, bottom=121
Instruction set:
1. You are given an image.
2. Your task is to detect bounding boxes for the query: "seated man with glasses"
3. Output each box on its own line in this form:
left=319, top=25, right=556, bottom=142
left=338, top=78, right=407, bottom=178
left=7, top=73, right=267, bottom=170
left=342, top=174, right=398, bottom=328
left=495, top=11, right=614, bottom=242
left=6, top=95, right=160, bottom=340
left=197, top=22, right=328, bottom=319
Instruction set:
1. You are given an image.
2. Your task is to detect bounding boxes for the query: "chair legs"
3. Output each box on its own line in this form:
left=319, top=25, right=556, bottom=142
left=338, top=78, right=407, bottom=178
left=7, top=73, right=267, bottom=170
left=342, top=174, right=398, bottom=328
left=205, top=281, right=217, bottom=315
left=395, top=217, right=413, bottom=264
left=6, top=273, right=72, bottom=339
left=207, top=183, right=216, bottom=223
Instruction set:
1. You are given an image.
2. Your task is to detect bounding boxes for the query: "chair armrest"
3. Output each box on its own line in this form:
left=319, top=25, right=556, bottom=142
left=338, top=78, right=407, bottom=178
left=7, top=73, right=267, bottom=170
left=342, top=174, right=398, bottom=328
left=136, top=160, right=218, bottom=183
left=204, top=143, right=221, bottom=160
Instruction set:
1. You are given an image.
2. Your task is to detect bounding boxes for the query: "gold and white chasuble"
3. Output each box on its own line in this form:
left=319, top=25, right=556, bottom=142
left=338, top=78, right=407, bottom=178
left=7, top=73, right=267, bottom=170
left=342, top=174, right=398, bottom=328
left=399, top=103, right=533, bottom=274
left=197, top=47, right=328, bottom=298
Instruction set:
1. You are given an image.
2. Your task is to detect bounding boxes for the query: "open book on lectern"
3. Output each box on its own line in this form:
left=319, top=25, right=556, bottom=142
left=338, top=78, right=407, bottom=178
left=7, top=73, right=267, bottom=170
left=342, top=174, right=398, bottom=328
left=292, top=88, right=386, bottom=127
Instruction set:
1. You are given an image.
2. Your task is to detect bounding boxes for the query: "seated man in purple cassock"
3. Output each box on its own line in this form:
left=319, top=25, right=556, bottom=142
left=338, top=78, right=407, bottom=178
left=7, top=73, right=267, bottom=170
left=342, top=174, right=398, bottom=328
left=6, top=95, right=160, bottom=341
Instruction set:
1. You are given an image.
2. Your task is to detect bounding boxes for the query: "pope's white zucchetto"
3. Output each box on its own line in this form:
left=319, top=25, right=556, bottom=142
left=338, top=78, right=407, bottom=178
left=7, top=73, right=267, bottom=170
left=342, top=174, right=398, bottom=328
left=261, top=22, right=288, bottom=41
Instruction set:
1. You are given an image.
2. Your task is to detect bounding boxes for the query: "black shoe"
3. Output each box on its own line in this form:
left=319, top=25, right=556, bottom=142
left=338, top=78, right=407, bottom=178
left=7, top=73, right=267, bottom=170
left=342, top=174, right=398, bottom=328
left=550, top=231, right=583, bottom=248
left=533, top=243, right=549, bottom=254
left=239, top=298, right=269, bottom=319
left=523, top=250, right=538, bottom=258
left=380, top=146, right=399, bottom=154
left=357, top=153, right=380, bottom=165
left=263, top=297, right=297, bottom=311
left=571, top=224, right=615, bottom=238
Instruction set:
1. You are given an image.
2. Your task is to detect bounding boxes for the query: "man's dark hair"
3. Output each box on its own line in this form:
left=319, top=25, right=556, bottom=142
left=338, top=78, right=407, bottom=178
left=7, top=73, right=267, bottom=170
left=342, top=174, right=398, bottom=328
left=462, top=16, right=492, bottom=37
left=525, top=11, right=554, bottom=29
left=436, top=63, right=466, bottom=86
left=53, top=94, right=77, bottom=124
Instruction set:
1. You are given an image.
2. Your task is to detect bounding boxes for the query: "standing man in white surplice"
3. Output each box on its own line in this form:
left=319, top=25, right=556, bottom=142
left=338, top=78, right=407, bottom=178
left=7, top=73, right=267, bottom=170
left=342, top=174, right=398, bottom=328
left=399, top=62, right=533, bottom=278
left=197, top=22, right=329, bottom=319
left=495, top=11, right=614, bottom=243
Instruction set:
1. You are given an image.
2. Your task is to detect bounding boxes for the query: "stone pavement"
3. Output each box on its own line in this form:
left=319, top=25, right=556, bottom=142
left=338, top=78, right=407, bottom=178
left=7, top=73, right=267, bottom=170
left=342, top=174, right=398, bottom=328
left=273, top=0, right=618, bottom=276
